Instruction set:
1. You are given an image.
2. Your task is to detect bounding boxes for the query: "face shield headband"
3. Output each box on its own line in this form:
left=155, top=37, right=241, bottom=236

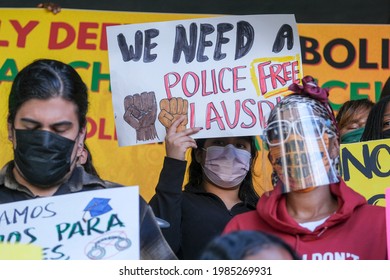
left=264, top=98, right=339, bottom=193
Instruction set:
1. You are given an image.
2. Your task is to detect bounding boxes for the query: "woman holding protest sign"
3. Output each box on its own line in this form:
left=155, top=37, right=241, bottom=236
left=149, top=116, right=260, bottom=259
left=0, top=58, right=176, bottom=260
left=223, top=76, right=387, bottom=260
left=361, top=95, right=390, bottom=141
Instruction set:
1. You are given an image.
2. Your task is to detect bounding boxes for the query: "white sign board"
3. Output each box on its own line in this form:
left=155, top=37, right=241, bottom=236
left=107, top=14, right=302, bottom=146
left=0, top=187, right=140, bottom=260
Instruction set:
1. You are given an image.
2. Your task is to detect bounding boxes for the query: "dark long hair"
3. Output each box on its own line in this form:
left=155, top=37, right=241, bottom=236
left=379, top=76, right=390, bottom=100
left=82, top=144, right=100, bottom=178
left=184, top=136, right=259, bottom=207
left=8, top=59, right=88, bottom=130
left=361, top=95, right=390, bottom=141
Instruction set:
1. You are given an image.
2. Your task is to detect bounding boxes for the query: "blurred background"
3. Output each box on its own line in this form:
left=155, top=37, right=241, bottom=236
left=1, top=0, right=390, bottom=24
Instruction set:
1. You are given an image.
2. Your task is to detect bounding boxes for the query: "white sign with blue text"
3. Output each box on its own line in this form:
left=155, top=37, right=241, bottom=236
left=0, top=187, right=139, bottom=260
left=107, top=14, right=303, bottom=146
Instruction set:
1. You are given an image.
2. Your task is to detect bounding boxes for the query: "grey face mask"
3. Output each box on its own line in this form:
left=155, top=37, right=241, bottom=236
left=14, top=129, right=76, bottom=188
left=202, top=144, right=251, bottom=188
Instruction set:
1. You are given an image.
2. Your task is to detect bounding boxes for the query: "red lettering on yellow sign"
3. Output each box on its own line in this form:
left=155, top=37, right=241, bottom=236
left=48, top=22, right=120, bottom=50
left=0, top=20, right=39, bottom=48
left=86, top=117, right=117, bottom=140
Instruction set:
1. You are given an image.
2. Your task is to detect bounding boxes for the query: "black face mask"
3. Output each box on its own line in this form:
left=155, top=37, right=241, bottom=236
left=14, top=129, right=76, bottom=188
left=382, top=129, right=390, bottom=139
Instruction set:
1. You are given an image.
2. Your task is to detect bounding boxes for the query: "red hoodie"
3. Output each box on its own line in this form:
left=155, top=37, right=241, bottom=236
left=223, top=179, right=387, bottom=260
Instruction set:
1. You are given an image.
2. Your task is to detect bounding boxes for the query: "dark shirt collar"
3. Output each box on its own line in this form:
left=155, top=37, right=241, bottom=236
left=0, top=161, right=107, bottom=197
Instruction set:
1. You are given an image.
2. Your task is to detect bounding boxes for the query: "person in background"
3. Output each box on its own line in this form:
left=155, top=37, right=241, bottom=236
left=0, top=58, right=176, bottom=260
left=336, top=98, right=374, bottom=143
left=149, top=117, right=260, bottom=259
left=360, top=95, right=390, bottom=141
left=200, top=230, right=300, bottom=260
left=223, top=76, right=387, bottom=260
left=37, top=2, right=61, bottom=14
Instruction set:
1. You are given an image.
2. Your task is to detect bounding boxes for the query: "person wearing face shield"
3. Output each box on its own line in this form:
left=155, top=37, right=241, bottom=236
left=223, top=76, right=387, bottom=260
left=149, top=118, right=260, bottom=259
left=0, top=59, right=176, bottom=260
left=200, top=230, right=300, bottom=260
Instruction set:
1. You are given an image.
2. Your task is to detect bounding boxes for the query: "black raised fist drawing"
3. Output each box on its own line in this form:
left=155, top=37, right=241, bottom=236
left=123, top=91, right=158, bottom=141
left=158, top=97, right=189, bottom=132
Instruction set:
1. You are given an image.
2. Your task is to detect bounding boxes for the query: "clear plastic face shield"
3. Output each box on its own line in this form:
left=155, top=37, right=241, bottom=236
left=263, top=99, right=339, bottom=193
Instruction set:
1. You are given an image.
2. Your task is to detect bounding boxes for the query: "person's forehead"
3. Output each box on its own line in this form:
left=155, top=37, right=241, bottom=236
left=244, top=246, right=294, bottom=260
left=16, top=97, right=79, bottom=123
left=204, top=137, right=251, bottom=144
left=348, top=108, right=370, bottom=122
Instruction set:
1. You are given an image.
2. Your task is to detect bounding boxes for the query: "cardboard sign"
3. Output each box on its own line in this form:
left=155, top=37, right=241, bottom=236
left=107, top=14, right=302, bottom=146
left=340, top=139, right=390, bottom=206
left=0, top=187, right=140, bottom=260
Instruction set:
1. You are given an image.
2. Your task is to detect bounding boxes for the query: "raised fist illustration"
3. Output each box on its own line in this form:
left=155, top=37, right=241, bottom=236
left=123, top=91, right=158, bottom=141
left=158, top=97, right=189, bottom=132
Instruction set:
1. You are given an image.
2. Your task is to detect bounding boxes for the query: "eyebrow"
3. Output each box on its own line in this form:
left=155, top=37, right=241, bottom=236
left=20, top=118, right=73, bottom=128
left=20, top=118, right=41, bottom=126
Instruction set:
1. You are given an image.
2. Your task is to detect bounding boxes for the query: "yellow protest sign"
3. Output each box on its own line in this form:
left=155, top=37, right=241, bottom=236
left=340, top=139, right=390, bottom=206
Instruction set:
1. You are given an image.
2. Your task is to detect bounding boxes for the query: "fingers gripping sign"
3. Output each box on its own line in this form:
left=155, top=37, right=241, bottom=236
left=165, top=116, right=202, bottom=161
left=123, top=91, right=159, bottom=141
left=158, top=97, right=189, bottom=132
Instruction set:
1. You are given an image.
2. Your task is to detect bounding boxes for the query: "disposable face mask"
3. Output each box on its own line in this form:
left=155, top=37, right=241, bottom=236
left=202, top=144, right=251, bottom=188
left=340, top=127, right=365, bottom=144
left=382, top=129, right=390, bottom=139
left=14, top=129, right=76, bottom=188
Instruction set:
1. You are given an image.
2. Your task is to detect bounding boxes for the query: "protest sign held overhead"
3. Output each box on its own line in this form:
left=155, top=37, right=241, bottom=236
left=107, top=14, right=303, bottom=146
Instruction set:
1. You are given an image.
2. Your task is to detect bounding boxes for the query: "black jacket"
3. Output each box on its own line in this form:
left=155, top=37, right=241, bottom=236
left=149, top=157, right=256, bottom=259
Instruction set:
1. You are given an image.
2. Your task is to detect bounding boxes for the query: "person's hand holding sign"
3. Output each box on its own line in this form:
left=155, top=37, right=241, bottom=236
left=123, top=91, right=158, bottom=141
left=158, top=97, right=189, bottom=132
left=164, top=116, right=202, bottom=161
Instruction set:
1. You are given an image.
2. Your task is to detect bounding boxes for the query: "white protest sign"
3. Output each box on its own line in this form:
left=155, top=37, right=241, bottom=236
left=107, top=14, right=303, bottom=146
left=0, top=187, right=139, bottom=260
